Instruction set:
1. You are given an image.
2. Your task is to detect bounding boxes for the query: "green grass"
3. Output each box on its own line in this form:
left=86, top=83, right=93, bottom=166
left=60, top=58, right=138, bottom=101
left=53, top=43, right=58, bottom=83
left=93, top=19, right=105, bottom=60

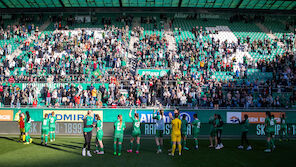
left=0, top=136, right=295, bottom=167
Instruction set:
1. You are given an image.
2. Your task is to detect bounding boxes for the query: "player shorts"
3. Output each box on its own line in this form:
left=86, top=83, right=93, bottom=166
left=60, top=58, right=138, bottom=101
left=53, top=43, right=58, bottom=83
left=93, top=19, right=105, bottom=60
left=97, top=131, right=103, bottom=141
left=266, top=131, right=275, bottom=137
left=114, top=136, right=123, bottom=143
left=50, top=127, right=56, bottom=132
left=181, top=131, right=187, bottom=137
left=132, top=130, right=141, bottom=138
left=193, top=132, right=199, bottom=138
left=156, top=130, right=164, bottom=138
left=41, top=128, right=49, bottom=135
left=171, top=133, right=181, bottom=142
left=114, top=133, right=123, bottom=143
left=20, top=128, right=25, bottom=133
left=25, top=126, right=30, bottom=133
left=210, top=129, right=216, bottom=137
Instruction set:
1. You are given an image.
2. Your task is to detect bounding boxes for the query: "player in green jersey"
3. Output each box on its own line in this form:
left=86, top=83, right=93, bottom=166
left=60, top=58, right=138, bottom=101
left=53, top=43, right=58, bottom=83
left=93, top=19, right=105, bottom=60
left=24, top=111, right=33, bottom=144
left=270, top=115, right=277, bottom=150
left=94, top=114, right=104, bottom=155
left=264, top=111, right=276, bottom=153
left=181, top=114, right=189, bottom=150
left=127, top=108, right=141, bottom=154
left=208, top=115, right=216, bottom=148
left=237, top=114, right=252, bottom=150
left=191, top=114, right=201, bottom=149
left=279, top=114, right=288, bottom=141
left=215, top=114, right=224, bottom=150
left=41, top=114, right=50, bottom=146
left=49, top=112, right=57, bottom=142
left=114, top=114, right=126, bottom=156
left=82, top=110, right=94, bottom=157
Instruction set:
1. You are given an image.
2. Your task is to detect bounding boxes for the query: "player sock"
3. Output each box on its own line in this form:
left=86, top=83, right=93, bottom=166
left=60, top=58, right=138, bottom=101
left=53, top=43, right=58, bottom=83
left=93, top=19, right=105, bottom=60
left=267, top=141, right=271, bottom=149
left=195, top=139, right=198, bottom=146
left=178, top=144, right=182, bottom=154
left=100, top=146, right=104, bottom=152
left=271, top=139, right=274, bottom=148
left=45, top=135, right=48, bottom=143
left=114, top=144, right=117, bottom=153
left=157, top=145, right=161, bottom=150
left=118, top=144, right=122, bottom=154
left=41, top=135, right=44, bottom=143
left=26, top=135, right=29, bottom=142
left=96, top=145, right=99, bottom=151
left=22, top=135, right=25, bottom=142
left=53, top=133, right=55, bottom=140
left=172, top=144, right=176, bottom=155
left=183, top=141, right=186, bottom=147
left=136, top=144, right=140, bottom=151
left=130, top=142, right=133, bottom=150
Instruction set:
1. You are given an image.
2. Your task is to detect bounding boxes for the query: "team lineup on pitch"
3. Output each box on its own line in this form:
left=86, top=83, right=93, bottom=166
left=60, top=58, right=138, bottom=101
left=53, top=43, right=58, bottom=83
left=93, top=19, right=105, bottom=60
left=15, top=108, right=289, bottom=158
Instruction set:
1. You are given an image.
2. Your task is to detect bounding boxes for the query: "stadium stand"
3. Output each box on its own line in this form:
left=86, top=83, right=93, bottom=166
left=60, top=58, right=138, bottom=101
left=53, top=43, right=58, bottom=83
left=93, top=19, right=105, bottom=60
left=0, top=1, right=295, bottom=109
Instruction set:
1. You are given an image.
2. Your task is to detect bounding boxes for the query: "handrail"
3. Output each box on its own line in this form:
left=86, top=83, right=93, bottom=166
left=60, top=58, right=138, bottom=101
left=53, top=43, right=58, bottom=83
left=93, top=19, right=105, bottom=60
left=2, top=105, right=295, bottom=110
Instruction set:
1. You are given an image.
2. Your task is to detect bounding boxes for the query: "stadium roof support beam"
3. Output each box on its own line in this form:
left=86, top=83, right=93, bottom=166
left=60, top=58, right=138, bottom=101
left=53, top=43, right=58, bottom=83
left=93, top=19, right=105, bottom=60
left=269, top=0, right=277, bottom=10
left=236, top=0, right=243, bottom=8
left=59, top=0, right=65, bottom=7
left=277, top=1, right=286, bottom=9
left=178, top=0, right=182, bottom=7
left=119, top=0, right=122, bottom=7
left=0, top=0, right=9, bottom=8
left=252, top=0, right=260, bottom=9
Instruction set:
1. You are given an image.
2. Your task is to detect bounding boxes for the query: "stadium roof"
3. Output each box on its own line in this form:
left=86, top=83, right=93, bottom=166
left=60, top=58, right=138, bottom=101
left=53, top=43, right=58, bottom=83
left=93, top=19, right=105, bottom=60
left=0, top=0, right=295, bottom=10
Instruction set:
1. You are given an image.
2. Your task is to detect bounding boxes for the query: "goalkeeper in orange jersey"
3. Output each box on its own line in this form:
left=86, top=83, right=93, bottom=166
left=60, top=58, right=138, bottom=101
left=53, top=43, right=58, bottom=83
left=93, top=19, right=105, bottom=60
left=168, top=112, right=182, bottom=156
left=18, top=113, right=25, bottom=142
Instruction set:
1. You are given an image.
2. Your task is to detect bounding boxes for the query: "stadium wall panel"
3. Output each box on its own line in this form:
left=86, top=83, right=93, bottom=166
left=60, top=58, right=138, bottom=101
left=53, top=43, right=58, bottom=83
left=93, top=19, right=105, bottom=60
left=0, top=122, right=296, bottom=138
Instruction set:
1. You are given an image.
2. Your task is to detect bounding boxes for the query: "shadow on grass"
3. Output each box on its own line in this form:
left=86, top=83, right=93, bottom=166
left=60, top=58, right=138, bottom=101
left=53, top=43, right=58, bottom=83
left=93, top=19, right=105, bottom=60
left=0, top=136, right=81, bottom=155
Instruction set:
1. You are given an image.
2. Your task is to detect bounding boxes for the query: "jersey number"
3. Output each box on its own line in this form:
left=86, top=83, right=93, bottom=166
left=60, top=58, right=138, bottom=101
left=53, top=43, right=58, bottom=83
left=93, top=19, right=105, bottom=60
left=270, top=120, right=274, bottom=126
left=135, top=122, right=140, bottom=128
left=117, top=124, right=121, bottom=131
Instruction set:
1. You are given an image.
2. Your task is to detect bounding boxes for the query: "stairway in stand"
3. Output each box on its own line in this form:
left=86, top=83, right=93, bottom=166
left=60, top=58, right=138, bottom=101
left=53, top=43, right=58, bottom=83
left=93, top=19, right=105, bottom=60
left=127, top=17, right=141, bottom=75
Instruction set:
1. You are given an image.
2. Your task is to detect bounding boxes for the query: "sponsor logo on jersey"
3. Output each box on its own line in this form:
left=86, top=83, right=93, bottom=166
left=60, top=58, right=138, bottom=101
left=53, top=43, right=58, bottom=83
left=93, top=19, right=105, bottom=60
left=43, top=110, right=103, bottom=122
left=0, top=110, right=13, bottom=121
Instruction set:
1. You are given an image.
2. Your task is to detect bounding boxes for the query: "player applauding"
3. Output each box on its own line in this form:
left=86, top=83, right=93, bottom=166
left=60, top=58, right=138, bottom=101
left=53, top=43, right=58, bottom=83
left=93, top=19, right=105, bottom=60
left=49, top=112, right=57, bottom=142
left=94, top=114, right=104, bottom=155
left=168, top=112, right=182, bottom=156
left=127, top=108, right=141, bottom=154
left=82, top=110, right=94, bottom=157
left=18, top=113, right=25, bottom=142
left=41, top=114, right=50, bottom=146
left=181, top=114, right=189, bottom=150
left=215, top=114, right=224, bottom=150
left=153, top=109, right=165, bottom=154
left=264, top=112, right=276, bottom=153
left=208, top=115, right=216, bottom=148
left=114, top=114, right=126, bottom=156
left=279, top=114, right=288, bottom=142
left=191, top=114, right=201, bottom=149
left=24, top=111, right=33, bottom=144
left=237, top=114, right=252, bottom=150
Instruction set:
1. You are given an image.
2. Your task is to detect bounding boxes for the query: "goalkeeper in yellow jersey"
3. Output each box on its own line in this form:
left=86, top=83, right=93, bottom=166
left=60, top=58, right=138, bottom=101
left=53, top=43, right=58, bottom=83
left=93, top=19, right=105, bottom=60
left=168, top=112, right=182, bottom=156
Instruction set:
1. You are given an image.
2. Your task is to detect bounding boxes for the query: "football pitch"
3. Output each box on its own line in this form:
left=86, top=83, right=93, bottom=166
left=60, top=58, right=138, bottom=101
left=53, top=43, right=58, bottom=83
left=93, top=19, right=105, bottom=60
left=0, top=136, right=295, bottom=167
